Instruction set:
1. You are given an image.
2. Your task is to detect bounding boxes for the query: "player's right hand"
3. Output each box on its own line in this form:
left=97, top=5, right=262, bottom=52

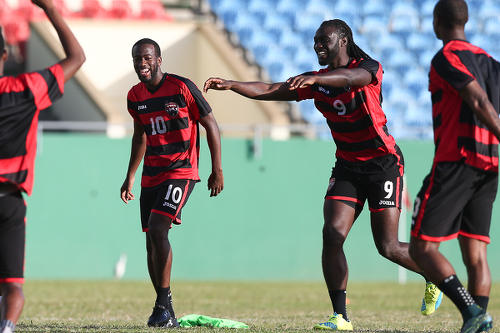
left=120, top=178, right=135, bottom=204
left=203, top=77, right=232, bottom=92
left=31, top=0, right=54, bottom=10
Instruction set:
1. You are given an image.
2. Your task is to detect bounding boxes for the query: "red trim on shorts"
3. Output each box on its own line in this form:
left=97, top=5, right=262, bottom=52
left=0, top=278, right=24, bottom=283
left=370, top=207, right=386, bottom=212
left=142, top=227, right=149, bottom=233
left=418, top=232, right=459, bottom=242
left=411, top=163, right=437, bottom=238
left=459, top=231, right=490, bottom=244
left=325, top=195, right=362, bottom=205
left=151, top=209, right=176, bottom=220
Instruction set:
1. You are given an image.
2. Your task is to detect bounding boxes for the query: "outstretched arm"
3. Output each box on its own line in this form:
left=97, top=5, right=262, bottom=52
left=204, top=77, right=297, bottom=101
left=120, top=121, right=146, bottom=203
left=460, top=80, right=500, bottom=140
left=32, top=0, right=85, bottom=82
left=287, top=68, right=372, bottom=90
left=199, top=113, right=224, bottom=197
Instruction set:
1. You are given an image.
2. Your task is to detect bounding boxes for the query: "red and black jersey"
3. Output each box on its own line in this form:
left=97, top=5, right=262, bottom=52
left=430, top=40, right=500, bottom=172
left=0, top=64, right=65, bottom=195
left=127, top=73, right=211, bottom=188
left=296, top=58, right=401, bottom=168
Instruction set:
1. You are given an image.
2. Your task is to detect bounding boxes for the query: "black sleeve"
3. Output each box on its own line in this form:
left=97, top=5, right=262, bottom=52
left=184, top=78, right=212, bottom=119
left=432, top=51, right=474, bottom=91
left=358, top=59, right=380, bottom=85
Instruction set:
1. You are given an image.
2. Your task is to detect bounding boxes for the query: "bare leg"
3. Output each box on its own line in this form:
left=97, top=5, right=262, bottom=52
left=148, top=213, right=173, bottom=289
left=370, top=208, right=423, bottom=274
left=409, top=236, right=455, bottom=282
left=458, top=236, right=490, bottom=297
left=322, top=200, right=357, bottom=291
left=0, top=283, right=24, bottom=324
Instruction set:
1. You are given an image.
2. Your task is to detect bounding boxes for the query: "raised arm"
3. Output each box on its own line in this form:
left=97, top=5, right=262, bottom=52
left=32, top=0, right=86, bottom=82
left=199, top=113, right=224, bottom=197
left=120, top=121, right=146, bottom=203
left=287, top=67, right=372, bottom=90
left=204, top=77, right=297, bottom=101
left=460, top=80, right=500, bottom=140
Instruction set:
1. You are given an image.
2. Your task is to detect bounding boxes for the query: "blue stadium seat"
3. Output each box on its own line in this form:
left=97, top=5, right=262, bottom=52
left=264, top=11, right=294, bottom=30
left=335, top=0, right=358, bottom=14
left=306, top=0, right=334, bottom=16
left=360, top=16, right=388, bottom=39
left=276, top=0, right=306, bottom=15
left=406, top=32, right=433, bottom=54
left=363, top=0, right=389, bottom=18
left=465, top=16, right=480, bottom=35
left=390, top=1, right=418, bottom=18
left=404, top=68, right=428, bottom=98
left=483, top=18, right=500, bottom=38
left=419, top=0, right=435, bottom=17
left=248, top=0, right=276, bottom=12
left=418, top=49, right=436, bottom=70
left=390, top=14, right=419, bottom=40
left=372, top=32, right=404, bottom=61
left=479, top=1, right=500, bottom=21
left=294, top=12, right=324, bottom=32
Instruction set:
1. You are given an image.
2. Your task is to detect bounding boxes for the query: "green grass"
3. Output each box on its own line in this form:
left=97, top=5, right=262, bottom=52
left=16, top=281, right=500, bottom=332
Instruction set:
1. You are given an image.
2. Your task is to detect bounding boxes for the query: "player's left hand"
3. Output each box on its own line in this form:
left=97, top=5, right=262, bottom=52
left=208, top=169, right=224, bottom=197
left=286, top=75, right=316, bottom=90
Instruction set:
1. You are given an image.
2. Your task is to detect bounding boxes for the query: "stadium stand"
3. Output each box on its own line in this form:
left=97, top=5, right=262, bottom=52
left=206, top=0, right=500, bottom=139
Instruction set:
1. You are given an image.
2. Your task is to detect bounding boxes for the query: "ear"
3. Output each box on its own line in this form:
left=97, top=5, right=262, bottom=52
left=157, top=55, right=162, bottom=66
left=339, top=36, right=348, bottom=48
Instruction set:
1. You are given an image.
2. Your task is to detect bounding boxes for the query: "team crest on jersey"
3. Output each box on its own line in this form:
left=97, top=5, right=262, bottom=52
left=165, top=102, right=179, bottom=117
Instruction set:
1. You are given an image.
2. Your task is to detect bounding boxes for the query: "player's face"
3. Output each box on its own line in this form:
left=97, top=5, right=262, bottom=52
left=314, top=26, right=341, bottom=66
left=132, top=44, right=161, bottom=84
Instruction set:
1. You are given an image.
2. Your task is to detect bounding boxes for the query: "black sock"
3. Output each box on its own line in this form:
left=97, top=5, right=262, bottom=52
left=472, top=295, right=489, bottom=311
left=328, top=290, right=348, bottom=321
left=156, top=287, right=171, bottom=307
left=438, top=275, right=480, bottom=321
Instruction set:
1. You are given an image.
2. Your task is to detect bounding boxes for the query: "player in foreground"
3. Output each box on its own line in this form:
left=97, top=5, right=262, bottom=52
left=204, top=19, right=440, bottom=331
left=121, top=38, right=224, bottom=328
left=0, top=1, right=85, bottom=332
left=409, top=1, right=500, bottom=332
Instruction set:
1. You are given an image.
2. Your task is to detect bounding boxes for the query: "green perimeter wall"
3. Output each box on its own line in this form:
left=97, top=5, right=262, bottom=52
left=26, top=134, right=500, bottom=282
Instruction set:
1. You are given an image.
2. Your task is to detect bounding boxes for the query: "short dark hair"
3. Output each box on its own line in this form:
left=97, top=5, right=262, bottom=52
left=434, top=0, right=468, bottom=29
left=132, top=38, right=161, bottom=57
left=0, top=27, right=5, bottom=52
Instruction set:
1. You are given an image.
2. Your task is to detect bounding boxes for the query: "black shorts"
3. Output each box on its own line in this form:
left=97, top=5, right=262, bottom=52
left=325, top=154, right=404, bottom=212
left=0, top=191, right=26, bottom=283
left=411, top=162, right=498, bottom=243
left=140, top=179, right=197, bottom=232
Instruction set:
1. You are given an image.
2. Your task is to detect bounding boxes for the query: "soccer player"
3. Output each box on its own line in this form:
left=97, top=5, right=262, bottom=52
left=409, top=0, right=500, bottom=332
left=120, top=38, right=224, bottom=328
left=0, top=0, right=85, bottom=332
left=204, top=19, right=439, bottom=331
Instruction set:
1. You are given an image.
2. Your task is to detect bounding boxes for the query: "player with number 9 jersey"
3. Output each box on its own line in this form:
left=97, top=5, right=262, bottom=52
left=203, top=19, right=427, bottom=330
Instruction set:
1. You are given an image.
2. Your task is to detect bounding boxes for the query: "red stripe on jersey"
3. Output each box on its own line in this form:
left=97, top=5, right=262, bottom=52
left=458, top=231, right=490, bottom=244
left=411, top=164, right=437, bottom=238
left=296, top=59, right=398, bottom=163
left=128, top=74, right=210, bottom=188
left=430, top=41, right=499, bottom=172
left=0, top=64, right=64, bottom=195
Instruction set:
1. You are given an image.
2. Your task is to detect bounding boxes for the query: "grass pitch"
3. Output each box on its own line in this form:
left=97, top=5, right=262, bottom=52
left=17, top=280, right=500, bottom=332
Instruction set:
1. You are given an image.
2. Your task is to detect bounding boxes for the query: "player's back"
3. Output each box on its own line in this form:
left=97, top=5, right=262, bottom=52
left=430, top=40, right=500, bottom=171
